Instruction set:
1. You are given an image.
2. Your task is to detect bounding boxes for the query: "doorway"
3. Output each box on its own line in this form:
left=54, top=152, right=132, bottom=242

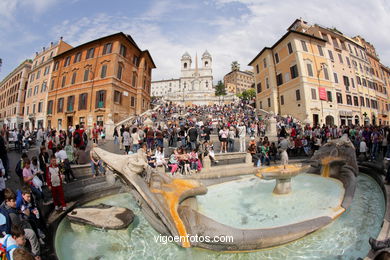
left=325, top=115, right=334, bottom=126
left=67, top=116, right=73, bottom=129
left=313, top=114, right=319, bottom=126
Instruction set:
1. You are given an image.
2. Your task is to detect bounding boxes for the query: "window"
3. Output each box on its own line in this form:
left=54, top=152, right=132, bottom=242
left=366, top=98, right=370, bottom=108
left=67, top=96, right=75, bottom=111
left=259, top=101, right=263, bottom=109
left=351, top=77, right=355, bottom=88
left=287, top=42, right=293, bottom=54
left=74, top=52, right=81, bottom=63
left=256, top=83, right=262, bottom=93
left=275, top=53, right=279, bottom=63
left=346, top=57, right=351, bottom=67
left=61, top=75, right=66, bottom=87
left=132, top=72, right=137, bottom=87
left=78, top=93, right=88, bottom=110
left=64, top=56, right=71, bottom=67
left=34, top=85, right=39, bottom=95
left=120, top=44, right=127, bottom=57
left=290, top=65, right=299, bottom=79
left=50, top=79, right=55, bottom=90
left=267, top=98, right=271, bottom=107
left=362, top=78, right=367, bottom=87
left=103, top=43, right=113, bottom=55
left=307, top=63, right=313, bottom=77
left=256, top=64, right=259, bottom=74
left=266, top=78, right=269, bottom=89
left=311, top=89, right=317, bottom=100
left=296, top=89, right=301, bottom=101
left=84, top=69, right=90, bottom=81
left=343, top=76, right=350, bottom=90
left=353, top=96, right=359, bottom=106
left=101, top=65, right=107, bottom=78
left=133, top=55, right=139, bottom=67
left=71, top=72, right=77, bottom=84
left=323, top=67, right=329, bottom=80
left=41, top=82, right=47, bottom=93
left=360, top=97, right=365, bottom=107
left=327, top=91, right=332, bottom=102
left=53, top=61, right=59, bottom=71
left=280, top=95, right=284, bottom=105
left=131, top=96, right=135, bottom=107
left=86, top=48, right=95, bottom=59
left=317, top=45, right=324, bottom=56
left=36, top=70, right=41, bottom=80
left=114, top=90, right=121, bottom=104
left=41, top=56, right=45, bottom=64
left=263, top=58, right=267, bottom=68
left=334, top=73, right=338, bottom=83
left=30, top=73, right=35, bottom=82
left=26, top=106, right=29, bottom=115
left=57, top=98, right=64, bottom=112
left=33, top=104, right=35, bottom=113
left=96, top=90, right=106, bottom=108
left=276, top=73, right=283, bottom=86
left=321, top=33, right=328, bottom=41
left=346, top=95, right=352, bottom=105
left=332, top=37, right=339, bottom=48
left=356, top=76, right=361, bottom=85
left=338, top=54, right=343, bottom=64
left=335, top=92, right=343, bottom=104
left=117, top=64, right=123, bottom=79
left=47, top=100, right=53, bottom=114
left=301, top=40, right=308, bottom=52
left=328, top=50, right=334, bottom=61
left=44, top=66, right=50, bottom=75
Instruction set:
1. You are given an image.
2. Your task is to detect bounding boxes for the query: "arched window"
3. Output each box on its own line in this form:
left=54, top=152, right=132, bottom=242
left=184, top=62, right=187, bottom=69
left=205, top=61, right=208, bottom=67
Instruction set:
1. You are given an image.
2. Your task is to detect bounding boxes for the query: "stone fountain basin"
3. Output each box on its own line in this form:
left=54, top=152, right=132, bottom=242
left=178, top=173, right=347, bottom=251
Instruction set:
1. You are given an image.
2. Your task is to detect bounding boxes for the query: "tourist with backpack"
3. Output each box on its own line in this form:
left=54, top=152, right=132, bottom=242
left=72, top=125, right=84, bottom=148
left=0, top=189, right=41, bottom=259
left=0, top=225, right=26, bottom=260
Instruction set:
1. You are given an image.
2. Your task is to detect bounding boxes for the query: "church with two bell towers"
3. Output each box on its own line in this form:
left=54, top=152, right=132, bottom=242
left=151, top=50, right=236, bottom=105
left=180, top=51, right=213, bottom=93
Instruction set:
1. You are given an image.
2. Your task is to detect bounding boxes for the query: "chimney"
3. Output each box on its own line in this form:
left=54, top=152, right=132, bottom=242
left=50, top=42, right=53, bottom=47
left=60, top=36, right=63, bottom=41
left=43, top=47, right=45, bottom=51
left=35, top=52, right=38, bottom=56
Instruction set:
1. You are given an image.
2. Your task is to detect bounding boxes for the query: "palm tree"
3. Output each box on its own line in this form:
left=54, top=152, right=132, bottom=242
left=231, top=61, right=240, bottom=71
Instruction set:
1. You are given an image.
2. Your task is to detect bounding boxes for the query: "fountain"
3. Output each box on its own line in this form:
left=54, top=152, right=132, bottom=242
left=256, top=164, right=309, bottom=194
left=54, top=136, right=387, bottom=259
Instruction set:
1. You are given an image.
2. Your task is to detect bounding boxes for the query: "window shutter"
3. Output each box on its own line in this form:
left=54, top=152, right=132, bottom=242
left=95, top=91, right=99, bottom=109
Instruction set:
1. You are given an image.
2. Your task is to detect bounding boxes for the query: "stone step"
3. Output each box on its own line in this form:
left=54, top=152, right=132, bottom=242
left=63, top=175, right=107, bottom=192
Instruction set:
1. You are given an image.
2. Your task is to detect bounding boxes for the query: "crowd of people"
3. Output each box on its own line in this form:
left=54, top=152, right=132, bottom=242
left=1, top=100, right=390, bottom=258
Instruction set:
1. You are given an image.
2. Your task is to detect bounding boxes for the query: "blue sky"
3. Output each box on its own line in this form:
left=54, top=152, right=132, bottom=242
left=1, top=0, right=389, bottom=82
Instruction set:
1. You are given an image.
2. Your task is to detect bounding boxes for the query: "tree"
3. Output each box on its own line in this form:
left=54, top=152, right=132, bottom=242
left=215, top=80, right=227, bottom=104
left=236, top=88, right=256, bottom=100
left=231, top=61, right=240, bottom=71
left=215, top=80, right=227, bottom=96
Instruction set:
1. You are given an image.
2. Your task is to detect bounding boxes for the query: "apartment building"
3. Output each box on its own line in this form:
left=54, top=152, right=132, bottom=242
left=47, top=32, right=155, bottom=130
left=23, top=39, right=72, bottom=129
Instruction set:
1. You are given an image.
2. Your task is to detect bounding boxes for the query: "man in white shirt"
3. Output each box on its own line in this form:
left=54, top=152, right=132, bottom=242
left=237, top=122, right=246, bottom=152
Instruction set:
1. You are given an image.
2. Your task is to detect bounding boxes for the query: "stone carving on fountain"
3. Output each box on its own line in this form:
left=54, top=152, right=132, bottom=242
left=93, top=135, right=358, bottom=251
left=309, top=135, right=358, bottom=209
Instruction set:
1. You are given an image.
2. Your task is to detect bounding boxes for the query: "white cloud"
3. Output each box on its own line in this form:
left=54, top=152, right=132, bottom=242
left=14, top=0, right=390, bottom=84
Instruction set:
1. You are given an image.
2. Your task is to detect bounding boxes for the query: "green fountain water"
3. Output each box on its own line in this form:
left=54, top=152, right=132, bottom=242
left=55, top=173, right=384, bottom=260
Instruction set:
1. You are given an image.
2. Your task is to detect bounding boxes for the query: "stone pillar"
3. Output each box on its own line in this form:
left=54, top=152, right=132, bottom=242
left=104, top=113, right=115, bottom=140
left=245, top=153, right=252, bottom=165
left=203, top=156, right=211, bottom=170
left=273, top=178, right=292, bottom=194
